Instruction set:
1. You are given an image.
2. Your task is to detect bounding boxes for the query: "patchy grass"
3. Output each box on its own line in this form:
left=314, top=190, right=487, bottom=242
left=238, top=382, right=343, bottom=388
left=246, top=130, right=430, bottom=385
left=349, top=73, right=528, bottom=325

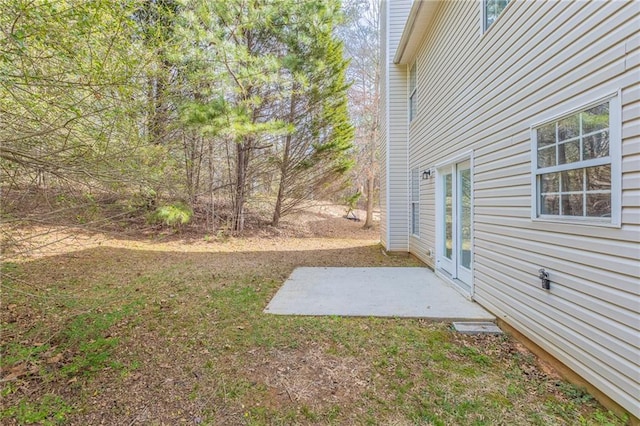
left=0, top=214, right=627, bottom=425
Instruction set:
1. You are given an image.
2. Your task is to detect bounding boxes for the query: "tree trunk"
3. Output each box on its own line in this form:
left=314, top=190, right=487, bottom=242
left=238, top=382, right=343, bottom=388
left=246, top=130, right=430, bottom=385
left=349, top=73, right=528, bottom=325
left=272, top=93, right=296, bottom=227
left=207, top=138, right=216, bottom=233
left=363, top=172, right=375, bottom=229
left=363, top=123, right=378, bottom=229
left=151, top=75, right=165, bottom=144
left=233, top=139, right=250, bottom=232
left=183, top=132, right=202, bottom=206
left=149, top=58, right=171, bottom=145
left=271, top=140, right=289, bottom=227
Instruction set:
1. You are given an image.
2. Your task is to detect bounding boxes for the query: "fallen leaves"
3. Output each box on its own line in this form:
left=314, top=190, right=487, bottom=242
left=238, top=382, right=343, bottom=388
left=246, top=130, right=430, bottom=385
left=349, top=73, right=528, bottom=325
left=0, top=362, right=39, bottom=382
left=1, top=209, right=622, bottom=425
left=46, top=353, right=64, bottom=364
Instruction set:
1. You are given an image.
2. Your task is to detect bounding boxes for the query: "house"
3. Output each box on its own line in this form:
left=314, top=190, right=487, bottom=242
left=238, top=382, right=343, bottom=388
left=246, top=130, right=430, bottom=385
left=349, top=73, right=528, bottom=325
left=380, top=0, right=639, bottom=420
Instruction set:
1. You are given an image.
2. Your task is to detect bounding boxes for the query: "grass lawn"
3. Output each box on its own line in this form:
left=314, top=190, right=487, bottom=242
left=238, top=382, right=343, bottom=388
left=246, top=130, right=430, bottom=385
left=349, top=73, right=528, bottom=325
left=0, top=211, right=626, bottom=425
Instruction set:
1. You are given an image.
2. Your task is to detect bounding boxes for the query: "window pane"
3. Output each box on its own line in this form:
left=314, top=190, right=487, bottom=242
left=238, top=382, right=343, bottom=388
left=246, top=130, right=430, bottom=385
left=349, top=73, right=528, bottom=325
left=541, top=172, right=559, bottom=193
left=485, top=0, right=509, bottom=29
left=485, top=14, right=494, bottom=29
left=583, top=130, right=609, bottom=160
left=534, top=98, right=614, bottom=222
left=412, top=203, right=420, bottom=234
left=459, top=168, right=471, bottom=270
left=444, top=174, right=452, bottom=260
left=558, top=115, right=580, bottom=141
left=561, top=194, right=583, bottom=216
left=485, top=0, right=496, bottom=28
left=561, top=169, right=583, bottom=192
left=586, top=193, right=611, bottom=217
left=558, top=140, right=580, bottom=165
left=538, top=146, right=556, bottom=168
left=536, top=123, right=556, bottom=147
left=540, top=194, right=559, bottom=215
left=586, top=165, right=611, bottom=191
left=582, top=102, right=609, bottom=134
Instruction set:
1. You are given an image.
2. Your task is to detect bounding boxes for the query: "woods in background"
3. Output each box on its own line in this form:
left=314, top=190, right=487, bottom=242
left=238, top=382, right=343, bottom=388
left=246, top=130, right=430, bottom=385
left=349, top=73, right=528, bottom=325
left=341, top=0, right=379, bottom=229
left=1, top=0, right=378, bottom=237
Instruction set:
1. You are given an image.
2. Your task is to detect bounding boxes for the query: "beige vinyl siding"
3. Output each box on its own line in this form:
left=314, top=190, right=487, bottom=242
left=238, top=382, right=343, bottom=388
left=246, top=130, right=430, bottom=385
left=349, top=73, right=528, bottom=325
left=408, top=0, right=474, bottom=263
left=401, top=0, right=639, bottom=417
left=381, top=0, right=412, bottom=251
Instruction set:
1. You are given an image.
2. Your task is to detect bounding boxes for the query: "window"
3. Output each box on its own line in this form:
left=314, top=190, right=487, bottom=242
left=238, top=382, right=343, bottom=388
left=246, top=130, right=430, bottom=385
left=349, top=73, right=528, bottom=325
left=409, top=62, right=417, bottom=122
left=484, top=0, right=510, bottom=31
left=532, top=96, right=620, bottom=224
left=411, top=168, right=420, bottom=235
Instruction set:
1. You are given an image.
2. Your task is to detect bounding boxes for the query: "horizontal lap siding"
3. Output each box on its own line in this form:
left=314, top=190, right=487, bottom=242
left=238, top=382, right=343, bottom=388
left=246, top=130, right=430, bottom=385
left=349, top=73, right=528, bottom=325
left=382, top=0, right=411, bottom=251
left=404, top=0, right=640, bottom=417
left=409, top=0, right=475, bottom=262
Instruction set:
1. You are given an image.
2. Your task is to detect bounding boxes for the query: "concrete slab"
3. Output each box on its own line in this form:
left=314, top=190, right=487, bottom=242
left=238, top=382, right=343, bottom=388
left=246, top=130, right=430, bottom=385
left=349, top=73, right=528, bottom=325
left=453, top=322, right=503, bottom=334
left=264, top=267, right=494, bottom=321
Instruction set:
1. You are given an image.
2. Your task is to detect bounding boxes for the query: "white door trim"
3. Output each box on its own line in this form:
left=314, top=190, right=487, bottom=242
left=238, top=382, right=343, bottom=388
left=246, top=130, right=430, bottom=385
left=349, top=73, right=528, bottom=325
left=435, top=152, right=474, bottom=296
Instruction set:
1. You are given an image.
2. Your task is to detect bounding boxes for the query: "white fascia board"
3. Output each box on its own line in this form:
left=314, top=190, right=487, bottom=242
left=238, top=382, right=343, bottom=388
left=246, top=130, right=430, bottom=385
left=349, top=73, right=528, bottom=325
left=394, top=0, right=440, bottom=64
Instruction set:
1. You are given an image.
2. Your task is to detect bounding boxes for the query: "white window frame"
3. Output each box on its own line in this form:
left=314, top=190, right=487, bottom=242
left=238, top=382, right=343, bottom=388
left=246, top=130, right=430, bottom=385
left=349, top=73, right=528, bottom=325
left=409, top=62, right=417, bottom=123
left=411, top=167, right=420, bottom=236
left=482, top=0, right=511, bottom=33
left=530, top=92, right=621, bottom=228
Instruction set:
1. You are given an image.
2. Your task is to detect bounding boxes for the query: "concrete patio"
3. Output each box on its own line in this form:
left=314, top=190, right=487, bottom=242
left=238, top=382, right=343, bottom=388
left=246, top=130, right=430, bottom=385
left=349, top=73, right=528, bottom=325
left=264, top=267, right=494, bottom=321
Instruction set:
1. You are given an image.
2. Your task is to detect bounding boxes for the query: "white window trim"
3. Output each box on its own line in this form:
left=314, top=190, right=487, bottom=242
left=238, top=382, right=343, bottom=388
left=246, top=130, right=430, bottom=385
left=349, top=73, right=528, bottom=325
left=530, top=91, right=622, bottom=228
left=481, top=0, right=489, bottom=33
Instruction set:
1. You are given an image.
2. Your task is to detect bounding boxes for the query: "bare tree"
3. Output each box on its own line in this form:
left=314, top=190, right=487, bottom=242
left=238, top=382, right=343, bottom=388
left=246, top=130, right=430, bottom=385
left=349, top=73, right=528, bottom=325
left=340, top=0, right=380, bottom=229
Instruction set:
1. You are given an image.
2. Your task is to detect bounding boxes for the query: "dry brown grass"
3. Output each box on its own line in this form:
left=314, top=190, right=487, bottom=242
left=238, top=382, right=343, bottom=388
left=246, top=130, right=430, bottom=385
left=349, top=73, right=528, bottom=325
left=0, top=205, right=627, bottom=425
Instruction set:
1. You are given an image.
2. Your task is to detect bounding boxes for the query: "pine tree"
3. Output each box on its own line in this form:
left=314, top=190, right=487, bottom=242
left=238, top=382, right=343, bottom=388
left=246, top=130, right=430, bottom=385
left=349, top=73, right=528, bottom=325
left=271, top=0, right=355, bottom=226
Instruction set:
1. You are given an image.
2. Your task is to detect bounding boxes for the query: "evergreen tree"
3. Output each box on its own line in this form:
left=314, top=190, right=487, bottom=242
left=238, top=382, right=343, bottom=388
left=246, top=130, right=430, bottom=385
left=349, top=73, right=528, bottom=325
left=271, top=0, right=355, bottom=226
left=1, top=0, right=355, bottom=234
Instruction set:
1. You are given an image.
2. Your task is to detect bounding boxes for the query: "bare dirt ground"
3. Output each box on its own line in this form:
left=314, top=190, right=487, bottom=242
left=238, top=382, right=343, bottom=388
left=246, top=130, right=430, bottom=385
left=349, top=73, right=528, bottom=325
left=2, top=204, right=379, bottom=263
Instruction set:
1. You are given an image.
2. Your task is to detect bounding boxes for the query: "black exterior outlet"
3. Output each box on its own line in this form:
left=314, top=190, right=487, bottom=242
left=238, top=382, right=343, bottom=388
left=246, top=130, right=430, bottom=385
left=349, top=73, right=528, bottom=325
left=538, top=269, right=550, bottom=290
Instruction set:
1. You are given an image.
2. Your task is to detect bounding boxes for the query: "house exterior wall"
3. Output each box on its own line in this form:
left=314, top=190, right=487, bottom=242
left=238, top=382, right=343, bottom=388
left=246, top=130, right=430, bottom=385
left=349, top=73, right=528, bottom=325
left=387, top=0, right=640, bottom=418
left=379, top=0, right=412, bottom=251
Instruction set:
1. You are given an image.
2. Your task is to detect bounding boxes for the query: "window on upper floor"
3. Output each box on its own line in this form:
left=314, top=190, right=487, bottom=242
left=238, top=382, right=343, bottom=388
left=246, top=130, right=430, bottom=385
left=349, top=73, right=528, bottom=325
left=532, top=95, right=621, bottom=226
left=409, top=62, right=417, bottom=122
left=484, top=0, right=510, bottom=31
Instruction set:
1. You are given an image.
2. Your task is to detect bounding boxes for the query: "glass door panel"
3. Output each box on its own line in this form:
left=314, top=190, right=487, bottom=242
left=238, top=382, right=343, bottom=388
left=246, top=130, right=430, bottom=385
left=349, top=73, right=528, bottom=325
left=457, top=162, right=472, bottom=287
left=444, top=173, right=453, bottom=260
left=438, top=160, right=472, bottom=294
left=439, top=169, right=454, bottom=277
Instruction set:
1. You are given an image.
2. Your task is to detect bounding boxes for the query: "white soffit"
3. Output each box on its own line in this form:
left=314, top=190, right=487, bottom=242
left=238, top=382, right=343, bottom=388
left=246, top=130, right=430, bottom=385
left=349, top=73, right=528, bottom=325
left=393, top=1, right=440, bottom=64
